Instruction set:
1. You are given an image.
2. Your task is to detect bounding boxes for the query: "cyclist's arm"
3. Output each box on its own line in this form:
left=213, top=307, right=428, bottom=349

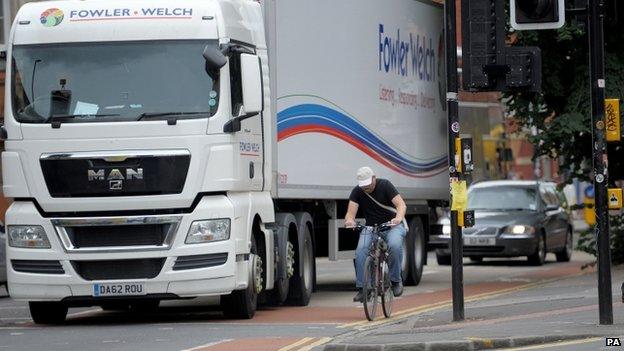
left=391, top=195, right=407, bottom=225
left=345, top=201, right=359, bottom=227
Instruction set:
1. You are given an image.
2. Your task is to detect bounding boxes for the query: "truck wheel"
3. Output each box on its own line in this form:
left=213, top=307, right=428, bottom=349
left=29, top=302, right=68, bottom=325
left=268, top=240, right=293, bottom=305
left=404, top=217, right=425, bottom=286
left=222, top=238, right=260, bottom=319
left=287, top=224, right=313, bottom=306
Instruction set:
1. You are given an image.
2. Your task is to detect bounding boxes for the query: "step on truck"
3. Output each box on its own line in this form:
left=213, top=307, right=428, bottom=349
left=1, top=0, right=447, bottom=324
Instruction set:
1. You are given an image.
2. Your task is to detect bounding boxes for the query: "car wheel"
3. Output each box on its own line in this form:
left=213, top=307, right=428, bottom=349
left=556, top=229, right=573, bottom=262
left=528, top=233, right=546, bottom=266
left=436, top=252, right=451, bottom=266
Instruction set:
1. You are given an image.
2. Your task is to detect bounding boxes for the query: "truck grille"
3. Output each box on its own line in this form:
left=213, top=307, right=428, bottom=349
left=173, top=253, right=228, bottom=271
left=71, top=258, right=165, bottom=281
left=52, top=216, right=181, bottom=253
left=68, top=224, right=168, bottom=248
left=40, top=150, right=190, bottom=198
left=12, top=260, right=65, bottom=274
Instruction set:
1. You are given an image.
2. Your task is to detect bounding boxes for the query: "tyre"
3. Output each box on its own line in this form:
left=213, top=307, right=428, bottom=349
left=436, top=252, right=451, bottom=266
left=287, top=224, right=313, bottom=306
left=381, top=261, right=393, bottom=318
left=528, top=233, right=546, bottom=266
left=362, top=256, right=378, bottom=321
left=469, top=256, right=483, bottom=263
left=29, top=302, right=68, bottom=325
left=404, top=217, right=426, bottom=286
left=556, top=229, right=573, bottom=262
left=222, top=238, right=260, bottom=319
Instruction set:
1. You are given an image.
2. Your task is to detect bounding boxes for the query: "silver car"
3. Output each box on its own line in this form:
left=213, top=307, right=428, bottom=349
left=434, top=180, right=573, bottom=266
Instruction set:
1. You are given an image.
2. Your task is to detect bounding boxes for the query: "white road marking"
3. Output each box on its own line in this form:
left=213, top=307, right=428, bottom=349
left=180, top=339, right=233, bottom=351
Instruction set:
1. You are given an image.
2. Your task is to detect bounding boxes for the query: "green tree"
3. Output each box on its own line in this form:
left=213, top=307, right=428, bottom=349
left=505, top=4, right=624, bottom=265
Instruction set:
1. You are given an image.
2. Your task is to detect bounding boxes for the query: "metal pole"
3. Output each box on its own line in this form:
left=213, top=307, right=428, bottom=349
left=444, top=0, right=464, bottom=322
left=588, top=0, right=613, bottom=325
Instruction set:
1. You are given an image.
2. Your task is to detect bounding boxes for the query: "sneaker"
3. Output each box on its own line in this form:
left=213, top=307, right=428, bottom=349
left=391, top=281, right=403, bottom=297
left=353, top=289, right=364, bottom=302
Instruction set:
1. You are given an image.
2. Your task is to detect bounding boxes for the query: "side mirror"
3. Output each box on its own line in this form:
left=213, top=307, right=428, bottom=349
left=240, top=54, right=263, bottom=115
left=546, top=204, right=559, bottom=212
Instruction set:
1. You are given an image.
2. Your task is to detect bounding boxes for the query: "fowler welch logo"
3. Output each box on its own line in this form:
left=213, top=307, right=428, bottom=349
left=40, top=8, right=64, bottom=27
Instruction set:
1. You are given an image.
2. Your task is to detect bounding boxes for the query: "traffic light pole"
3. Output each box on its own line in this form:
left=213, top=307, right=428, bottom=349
left=444, top=0, right=464, bottom=322
left=587, top=0, right=613, bottom=325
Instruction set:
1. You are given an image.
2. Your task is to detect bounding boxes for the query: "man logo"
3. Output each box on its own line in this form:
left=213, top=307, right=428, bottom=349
left=606, top=337, right=622, bottom=346
left=109, top=180, right=123, bottom=191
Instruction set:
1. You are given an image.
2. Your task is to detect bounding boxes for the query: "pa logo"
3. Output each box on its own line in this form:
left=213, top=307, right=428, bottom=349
left=606, top=337, right=622, bottom=347
left=40, top=8, right=64, bottom=27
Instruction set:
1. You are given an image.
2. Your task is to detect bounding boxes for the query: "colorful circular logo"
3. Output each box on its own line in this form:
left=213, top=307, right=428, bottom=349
left=40, top=8, right=64, bottom=27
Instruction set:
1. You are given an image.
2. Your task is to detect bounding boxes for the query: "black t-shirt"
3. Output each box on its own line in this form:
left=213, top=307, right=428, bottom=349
left=349, top=178, right=400, bottom=225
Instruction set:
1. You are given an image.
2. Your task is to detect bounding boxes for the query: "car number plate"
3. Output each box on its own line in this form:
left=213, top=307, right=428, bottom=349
left=93, top=282, right=146, bottom=297
left=463, top=237, right=496, bottom=246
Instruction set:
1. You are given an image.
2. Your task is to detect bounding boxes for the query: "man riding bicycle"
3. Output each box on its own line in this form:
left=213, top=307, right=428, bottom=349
left=345, top=167, right=407, bottom=302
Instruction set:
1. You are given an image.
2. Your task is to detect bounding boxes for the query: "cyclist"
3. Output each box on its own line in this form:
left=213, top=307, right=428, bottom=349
left=345, top=166, right=407, bottom=302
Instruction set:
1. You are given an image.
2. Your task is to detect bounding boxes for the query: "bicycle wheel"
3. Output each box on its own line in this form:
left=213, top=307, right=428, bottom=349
left=362, top=256, right=379, bottom=321
left=381, top=260, right=393, bottom=318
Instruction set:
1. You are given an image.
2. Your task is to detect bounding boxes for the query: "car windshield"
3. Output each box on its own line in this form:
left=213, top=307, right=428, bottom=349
left=11, top=40, right=220, bottom=124
left=468, top=186, right=538, bottom=211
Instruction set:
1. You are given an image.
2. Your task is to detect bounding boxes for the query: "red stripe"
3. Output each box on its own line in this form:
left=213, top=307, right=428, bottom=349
left=70, top=17, right=193, bottom=22
left=278, top=125, right=446, bottom=179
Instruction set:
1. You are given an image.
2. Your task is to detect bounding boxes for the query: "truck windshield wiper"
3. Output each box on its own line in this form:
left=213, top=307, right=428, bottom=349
left=136, top=111, right=209, bottom=121
left=47, top=114, right=121, bottom=128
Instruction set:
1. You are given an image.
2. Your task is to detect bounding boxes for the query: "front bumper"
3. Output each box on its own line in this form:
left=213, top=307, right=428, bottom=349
left=5, top=197, right=249, bottom=302
left=435, top=234, right=538, bottom=257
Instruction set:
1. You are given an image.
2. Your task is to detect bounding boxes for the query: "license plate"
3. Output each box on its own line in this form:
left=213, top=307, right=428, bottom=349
left=463, top=237, right=496, bottom=246
left=92, top=282, right=146, bottom=297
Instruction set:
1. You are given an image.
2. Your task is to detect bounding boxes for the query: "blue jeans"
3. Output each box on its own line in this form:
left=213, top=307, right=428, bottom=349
left=355, top=225, right=406, bottom=288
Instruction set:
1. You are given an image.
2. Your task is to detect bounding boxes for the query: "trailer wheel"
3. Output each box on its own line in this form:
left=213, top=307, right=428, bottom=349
left=222, top=237, right=260, bottom=319
left=287, top=224, right=313, bottom=306
left=29, top=302, right=68, bottom=325
left=404, top=217, right=425, bottom=286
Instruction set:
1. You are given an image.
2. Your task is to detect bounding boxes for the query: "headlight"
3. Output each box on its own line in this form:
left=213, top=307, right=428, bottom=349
left=185, top=219, right=230, bottom=244
left=442, top=225, right=451, bottom=235
left=505, top=225, right=535, bottom=235
left=8, top=226, right=51, bottom=248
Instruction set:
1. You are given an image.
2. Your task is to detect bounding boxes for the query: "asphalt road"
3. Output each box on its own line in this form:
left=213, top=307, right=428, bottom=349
left=0, top=250, right=599, bottom=351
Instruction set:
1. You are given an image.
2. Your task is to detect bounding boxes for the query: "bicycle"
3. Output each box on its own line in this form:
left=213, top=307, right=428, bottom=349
left=351, top=222, right=394, bottom=321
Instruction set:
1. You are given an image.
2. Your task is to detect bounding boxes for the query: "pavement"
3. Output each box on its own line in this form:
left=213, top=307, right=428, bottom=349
left=323, top=265, right=624, bottom=351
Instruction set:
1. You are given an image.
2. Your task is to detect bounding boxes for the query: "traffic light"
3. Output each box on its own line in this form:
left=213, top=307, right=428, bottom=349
left=511, top=0, right=566, bottom=30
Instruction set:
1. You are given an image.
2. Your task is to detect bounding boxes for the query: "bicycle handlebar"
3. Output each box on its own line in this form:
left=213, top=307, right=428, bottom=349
left=346, top=221, right=396, bottom=232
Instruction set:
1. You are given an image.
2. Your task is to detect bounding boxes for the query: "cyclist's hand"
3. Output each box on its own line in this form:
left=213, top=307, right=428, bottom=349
left=345, top=219, right=356, bottom=228
left=390, top=218, right=402, bottom=226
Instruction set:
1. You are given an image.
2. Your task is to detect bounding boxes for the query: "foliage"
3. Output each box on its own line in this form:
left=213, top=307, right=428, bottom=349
left=504, top=7, right=624, bottom=184
left=576, top=215, right=624, bottom=266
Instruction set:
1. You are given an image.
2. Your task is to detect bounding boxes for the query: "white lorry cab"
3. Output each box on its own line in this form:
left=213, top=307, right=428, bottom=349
left=1, top=0, right=447, bottom=324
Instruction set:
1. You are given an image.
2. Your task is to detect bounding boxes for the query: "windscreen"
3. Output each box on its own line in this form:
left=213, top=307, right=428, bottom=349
left=468, top=186, right=538, bottom=211
left=11, top=40, right=220, bottom=124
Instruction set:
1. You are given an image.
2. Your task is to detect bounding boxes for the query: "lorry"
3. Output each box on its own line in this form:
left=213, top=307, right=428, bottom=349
left=1, top=0, right=447, bottom=324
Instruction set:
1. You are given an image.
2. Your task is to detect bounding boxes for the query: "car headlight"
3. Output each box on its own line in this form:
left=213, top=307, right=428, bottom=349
left=8, top=225, right=51, bottom=248
left=505, top=225, right=535, bottom=235
left=185, top=219, right=230, bottom=244
left=442, top=224, right=451, bottom=235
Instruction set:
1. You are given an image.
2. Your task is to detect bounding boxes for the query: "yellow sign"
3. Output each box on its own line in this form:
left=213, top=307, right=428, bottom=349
left=584, top=197, right=596, bottom=226
left=605, top=99, right=621, bottom=142
left=451, top=180, right=468, bottom=212
left=608, top=188, right=623, bottom=210
left=455, top=138, right=462, bottom=173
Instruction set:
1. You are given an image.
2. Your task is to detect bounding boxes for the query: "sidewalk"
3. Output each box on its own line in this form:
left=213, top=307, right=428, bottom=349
left=324, top=266, right=624, bottom=351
